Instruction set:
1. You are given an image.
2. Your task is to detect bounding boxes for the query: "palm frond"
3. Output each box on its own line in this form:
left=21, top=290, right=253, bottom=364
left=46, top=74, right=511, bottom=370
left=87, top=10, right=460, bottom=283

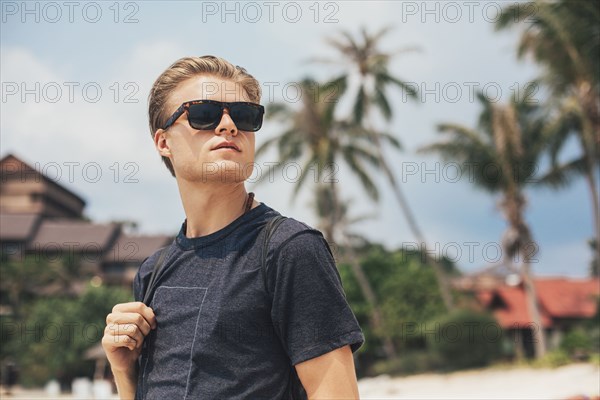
left=373, top=84, right=392, bottom=120
left=380, top=73, right=419, bottom=100
left=292, top=156, right=320, bottom=197
left=341, top=149, right=379, bottom=200
left=353, top=84, right=367, bottom=124
left=535, top=156, right=588, bottom=188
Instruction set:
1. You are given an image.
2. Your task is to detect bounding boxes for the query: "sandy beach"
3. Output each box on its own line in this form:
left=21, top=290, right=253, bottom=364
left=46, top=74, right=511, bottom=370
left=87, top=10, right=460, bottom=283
left=358, top=363, right=600, bottom=399
left=2, top=363, right=598, bottom=399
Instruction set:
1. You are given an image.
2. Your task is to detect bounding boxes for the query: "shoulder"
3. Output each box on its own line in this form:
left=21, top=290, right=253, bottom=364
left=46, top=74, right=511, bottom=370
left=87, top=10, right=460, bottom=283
left=265, top=216, right=333, bottom=262
left=271, top=217, right=326, bottom=248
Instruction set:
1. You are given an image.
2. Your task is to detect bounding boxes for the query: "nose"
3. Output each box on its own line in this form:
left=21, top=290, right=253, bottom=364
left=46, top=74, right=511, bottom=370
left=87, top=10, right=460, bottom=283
left=214, top=109, right=238, bottom=137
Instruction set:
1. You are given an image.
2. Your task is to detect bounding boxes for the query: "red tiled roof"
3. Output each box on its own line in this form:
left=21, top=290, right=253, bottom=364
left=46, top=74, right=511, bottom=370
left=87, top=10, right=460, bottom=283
left=478, top=278, right=599, bottom=329
left=478, top=286, right=553, bottom=328
left=536, top=278, right=599, bottom=318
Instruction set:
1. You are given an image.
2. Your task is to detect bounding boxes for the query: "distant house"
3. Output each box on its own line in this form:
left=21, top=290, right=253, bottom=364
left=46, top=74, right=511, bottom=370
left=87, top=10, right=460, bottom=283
left=0, top=154, right=86, bottom=219
left=477, top=277, right=600, bottom=358
left=0, top=213, right=43, bottom=258
left=28, top=218, right=122, bottom=276
left=0, top=153, right=173, bottom=307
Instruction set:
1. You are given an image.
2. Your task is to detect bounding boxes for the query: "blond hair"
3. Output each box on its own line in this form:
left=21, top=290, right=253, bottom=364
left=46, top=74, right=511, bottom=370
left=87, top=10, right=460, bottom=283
left=148, top=55, right=262, bottom=177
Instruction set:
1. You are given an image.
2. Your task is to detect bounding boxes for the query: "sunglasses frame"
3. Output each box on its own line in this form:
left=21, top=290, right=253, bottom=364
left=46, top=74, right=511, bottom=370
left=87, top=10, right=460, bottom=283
left=161, top=99, right=265, bottom=132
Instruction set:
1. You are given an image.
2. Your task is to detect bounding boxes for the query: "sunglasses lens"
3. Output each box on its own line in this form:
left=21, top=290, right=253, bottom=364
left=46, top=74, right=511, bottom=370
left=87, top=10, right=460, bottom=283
left=186, top=102, right=263, bottom=132
left=187, top=103, right=222, bottom=130
left=230, top=104, right=263, bottom=132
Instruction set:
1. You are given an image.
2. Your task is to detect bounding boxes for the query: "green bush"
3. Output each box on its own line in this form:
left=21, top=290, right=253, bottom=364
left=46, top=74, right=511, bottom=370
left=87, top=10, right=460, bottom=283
left=560, top=328, right=592, bottom=359
left=338, top=245, right=450, bottom=375
left=531, top=349, right=571, bottom=368
left=426, top=309, right=503, bottom=370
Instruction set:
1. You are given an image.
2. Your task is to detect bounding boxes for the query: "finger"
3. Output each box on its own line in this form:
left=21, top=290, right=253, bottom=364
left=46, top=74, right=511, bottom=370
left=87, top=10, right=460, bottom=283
left=102, top=333, right=138, bottom=352
left=112, top=302, right=157, bottom=329
left=105, top=323, right=145, bottom=346
left=107, top=313, right=152, bottom=337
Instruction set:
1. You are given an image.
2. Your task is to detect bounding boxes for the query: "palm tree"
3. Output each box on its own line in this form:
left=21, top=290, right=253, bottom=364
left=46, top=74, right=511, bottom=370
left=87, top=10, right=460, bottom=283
left=316, top=26, right=456, bottom=310
left=496, top=0, right=600, bottom=270
left=255, top=77, right=399, bottom=242
left=420, top=88, right=548, bottom=358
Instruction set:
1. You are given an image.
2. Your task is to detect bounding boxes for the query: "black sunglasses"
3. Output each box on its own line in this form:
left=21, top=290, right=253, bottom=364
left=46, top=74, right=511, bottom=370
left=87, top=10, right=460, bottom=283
left=162, top=99, right=265, bottom=132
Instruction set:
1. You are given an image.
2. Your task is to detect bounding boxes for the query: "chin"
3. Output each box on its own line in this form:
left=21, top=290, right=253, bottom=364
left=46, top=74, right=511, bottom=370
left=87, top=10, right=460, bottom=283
left=186, top=160, right=254, bottom=183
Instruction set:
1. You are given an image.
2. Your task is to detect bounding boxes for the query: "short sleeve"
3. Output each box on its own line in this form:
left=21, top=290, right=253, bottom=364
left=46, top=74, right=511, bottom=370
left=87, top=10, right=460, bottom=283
left=268, top=230, right=364, bottom=366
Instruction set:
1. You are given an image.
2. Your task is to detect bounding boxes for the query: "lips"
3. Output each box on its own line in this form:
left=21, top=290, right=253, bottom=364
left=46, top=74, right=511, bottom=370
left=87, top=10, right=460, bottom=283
left=212, top=141, right=241, bottom=152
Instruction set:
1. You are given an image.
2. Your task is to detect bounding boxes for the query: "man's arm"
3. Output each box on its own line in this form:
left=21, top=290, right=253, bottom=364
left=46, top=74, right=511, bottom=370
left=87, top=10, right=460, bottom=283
left=112, top=367, right=138, bottom=400
left=102, top=302, right=156, bottom=400
left=295, top=345, right=360, bottom=399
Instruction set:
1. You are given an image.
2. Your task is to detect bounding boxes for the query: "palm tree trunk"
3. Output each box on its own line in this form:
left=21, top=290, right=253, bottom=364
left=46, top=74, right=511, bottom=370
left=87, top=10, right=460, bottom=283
left=519, top=221, right=547, bottom=358
left=584, top=164, right=600, bottom=271
left=501, top=191, right=547, bottom=359
left=493, top=102, right=547, bottom=359
left=577, top=93, right=600, bottom=268
left=363, top=116, right=455, bottom=311
left=521, top=259, right=547, bottom=358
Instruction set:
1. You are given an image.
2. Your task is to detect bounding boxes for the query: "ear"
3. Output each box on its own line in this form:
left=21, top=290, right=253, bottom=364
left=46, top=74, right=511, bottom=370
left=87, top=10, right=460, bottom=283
left=154, top=129, right=171, bottom=157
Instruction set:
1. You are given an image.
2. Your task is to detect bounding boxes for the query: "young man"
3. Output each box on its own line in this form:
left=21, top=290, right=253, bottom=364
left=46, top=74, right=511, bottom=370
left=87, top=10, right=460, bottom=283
left=102, top=56, right=364, bottom=399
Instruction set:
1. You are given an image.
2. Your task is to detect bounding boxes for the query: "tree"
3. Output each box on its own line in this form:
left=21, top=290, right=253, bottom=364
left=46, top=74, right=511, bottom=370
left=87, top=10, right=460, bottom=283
left=6, top=284, right=132, bottom=387
left=496, top=0, right=600, bottom=269
left=0, top=254, right=59, bottom=318
left=316, top=26, right=456, bottom=311
left=420, top=89, right=548, bottom=358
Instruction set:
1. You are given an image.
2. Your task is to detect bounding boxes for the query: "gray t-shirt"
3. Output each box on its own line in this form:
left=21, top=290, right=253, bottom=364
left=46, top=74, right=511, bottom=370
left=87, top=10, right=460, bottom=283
left=133, top=203, right=364, bottom=399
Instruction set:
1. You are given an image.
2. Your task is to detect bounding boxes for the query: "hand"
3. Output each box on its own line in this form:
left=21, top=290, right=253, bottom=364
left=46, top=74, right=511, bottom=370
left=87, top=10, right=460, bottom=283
left=102, top=302, right=157, bottom=373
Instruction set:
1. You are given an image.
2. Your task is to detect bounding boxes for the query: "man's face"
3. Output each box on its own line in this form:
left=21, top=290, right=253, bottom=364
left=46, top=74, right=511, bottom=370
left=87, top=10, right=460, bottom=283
left=156, top=75, right=257, bottom=183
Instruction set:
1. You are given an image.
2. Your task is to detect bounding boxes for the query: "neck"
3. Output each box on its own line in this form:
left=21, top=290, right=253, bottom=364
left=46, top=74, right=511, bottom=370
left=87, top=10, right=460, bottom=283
left=176, top=179, right=255, bottom=238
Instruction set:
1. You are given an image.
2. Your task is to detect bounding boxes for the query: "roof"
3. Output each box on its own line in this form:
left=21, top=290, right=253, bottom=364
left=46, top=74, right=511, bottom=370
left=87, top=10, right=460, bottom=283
left=478, top=278, right=599, bottom=328
left=0, top=153, right=86, bottom=206
left=0, top=213, right=41, bottom=241
left=536, top=278, right=600, bottom=318
left=28, top=219, right=120, bottom=252
left=104, top=234, right=172, bottom=263
left=478, top=285, right=553, bottom=328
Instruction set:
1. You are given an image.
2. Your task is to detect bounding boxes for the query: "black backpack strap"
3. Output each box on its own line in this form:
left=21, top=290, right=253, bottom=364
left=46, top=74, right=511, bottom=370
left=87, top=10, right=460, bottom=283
left=261, top=215, right=287, bottom=297
left=142, top=246, right=169, bottom=306
left=260, top=215, right=306, bottom=400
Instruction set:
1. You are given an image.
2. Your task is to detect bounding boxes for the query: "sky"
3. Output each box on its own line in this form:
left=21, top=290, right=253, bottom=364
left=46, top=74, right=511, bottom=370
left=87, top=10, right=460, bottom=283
left=1, top=0, right=595, bottom=277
